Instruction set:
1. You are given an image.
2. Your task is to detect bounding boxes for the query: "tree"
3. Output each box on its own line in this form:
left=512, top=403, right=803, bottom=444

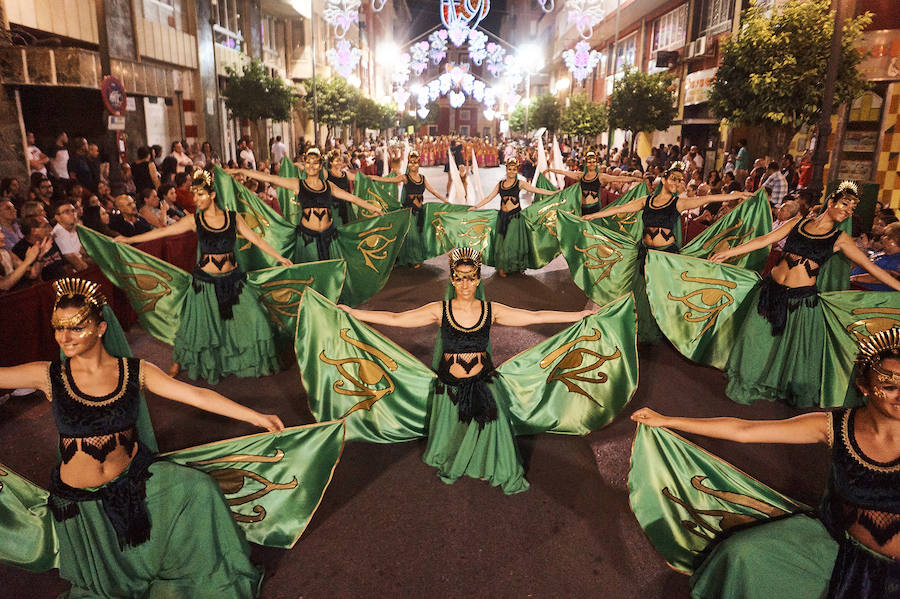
left=529, top=93, right=561, bottom=133
left=560, top=93, right=607, bottom=140
left=709, top=0, right=871, bottom=157
left=304, top=75, right=361, bottom=138
left=607, top=69, right=677, bottom=154
left=508, top=103, right=527, bottom=133
left=223, top=58, right=297, bottom=123
left=356, top=98, right=400, bottom=134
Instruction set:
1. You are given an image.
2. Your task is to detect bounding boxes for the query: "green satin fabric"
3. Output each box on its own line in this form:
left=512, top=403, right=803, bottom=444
left=351, top=172, right=403, bottom=220
left=246, top=260, right=346, bottom=332
left=164, top=420, right=345, bottom=548
left=535, top=173, right=558, bottom=191
left=644, top=251, right=760, bottom=370
left=78, top=225, right=190, bottom=346
left=496, top=293, right=639, bottom=436
left=522, top=183, right=582, bottom=269
left=680, top=190, right=773, bottom=272
left=590, top=182, right=650, bottom=239
left=396, top=210, right=426, bottom=266
left=434, top=208, right=500, bottom=266
left=628, top=424, right=809, bottom=575
left=492, top=213, right=532, bottom=273
left=818, top=218, right=853, bottom=292
left=557, top=211, right=640, bottom=307
left=0, top=464, right=58, bottom=572
left=295, top=289, right=436, bottom=443
left=422, top=202, right=471, bottom=258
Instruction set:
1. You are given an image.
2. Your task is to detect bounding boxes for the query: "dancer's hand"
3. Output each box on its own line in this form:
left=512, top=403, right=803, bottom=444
left=579, top=306, right=599, bottom=318
left=709, top=250, right=731, bottom=264
left=337, top=304, right=354, bottom=316
left=277, top=256, right=292, bottom=267
left=631, top=408, right=668, bottom=428
left=224, top=168, right=242, bottom=176
left=114, top=235, right=132, bottom=244
left=255, top=413, right=284, bottom=433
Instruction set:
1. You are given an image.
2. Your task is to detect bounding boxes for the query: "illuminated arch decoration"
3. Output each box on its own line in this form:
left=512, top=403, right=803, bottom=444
left=485, top=42, right=506, bottom=78
left=468, top=30, right=488, bottom=65
left=326, top=39, right=363, bottom=79
left=567, top=0, right=605, bottom=40
left=441, top=0, right=491, bottom=47
left=323, top=0, right=361, bottom=39
left=562, top=40, right=602, bottom=83
left=429, top=29, right=449, bottom=64
left=410, top=41, right=431, bottom=75
left=372, top=0, right=387, bottom=11
left=537, top=0, right=555, bottom=12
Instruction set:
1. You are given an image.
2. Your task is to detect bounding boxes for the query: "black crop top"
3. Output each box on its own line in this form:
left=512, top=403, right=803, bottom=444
left=297, top=178, right=334, bottom=210
left=403, top=174, right=426, bottom=207
left=779, top=218, right=841, bottom=278
left=499, top=180, right=520, bottom=207
left=50, top=357, right=143, bottom=464
left=327, top=171, right=351, bottom=193
left=581, top=175, right=601, bottom=201
left=642, top=191, right=680, bottom=231
left=440, top=300, right=492, bottom=354
left=822, top=409, right=900, bottom=554
left=196, top=210, right=237, bottom=254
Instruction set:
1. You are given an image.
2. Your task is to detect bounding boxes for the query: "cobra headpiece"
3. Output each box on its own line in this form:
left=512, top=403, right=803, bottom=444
left=51, top=277, right=107, bottom=329
left=857, top=328, right=900, bottom=386
left=190, top=167, right=214, bottom=193
left=665, top=161, right=686, bottom=177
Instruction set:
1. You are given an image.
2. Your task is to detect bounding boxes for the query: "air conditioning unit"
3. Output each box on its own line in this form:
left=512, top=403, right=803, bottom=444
left=686, top=40, right=697, bottom=58
left=695, top=36, right=707, bottom=56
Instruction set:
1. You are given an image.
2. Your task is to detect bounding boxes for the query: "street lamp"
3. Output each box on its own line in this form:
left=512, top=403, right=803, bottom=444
left=517, top=43, right=544, bottom=134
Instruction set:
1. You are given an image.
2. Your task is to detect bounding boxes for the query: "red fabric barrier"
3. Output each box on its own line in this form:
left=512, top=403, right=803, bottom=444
left=0, top=232, right=198, bottom=366
left=681, top=218, right=709, bottom=245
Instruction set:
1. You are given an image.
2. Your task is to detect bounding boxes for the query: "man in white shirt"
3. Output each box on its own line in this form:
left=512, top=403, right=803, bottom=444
left=51, top=201, right=89, bottom=271
left=270, top=136, right=287, bottom=166
left=50, top=131, right=70, bottom=180
left=26, top=132, right=48, bottom=176
left=239, top=138, right=257, bottom=170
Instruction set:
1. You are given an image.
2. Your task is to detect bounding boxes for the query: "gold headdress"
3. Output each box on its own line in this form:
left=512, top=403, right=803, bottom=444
left=585, top=151, right=597, bottom=159
left=857, top=328, right=900, bottom=386
left=837, top=180, right=859, bottom=197
left=408, top=150, right=420, bottom=159
left=665, top=161, right=686, bottom=176
left=190, top=167, right=213, bottom=192
left=448, top=247, right=482, bottom=272
left=505, top=157, right=519, bottom=167
left=51, top=277, right=107, bottom=328
left=305, top=147, right=322, bottom=159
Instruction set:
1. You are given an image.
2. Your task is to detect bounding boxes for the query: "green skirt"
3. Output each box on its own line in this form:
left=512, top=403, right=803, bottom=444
left=723, top=282, right=825, bottom=407
left=397, top=212, right=427, bottom=267
left=56, top=460, right=263, bottom=599
left=493, top=211, right=531, bottom=274
left=422, top=377, right=529, bottom=495
left=172, top=275, right=281, bottom=384
left=690, top=514, right=837, bottom=599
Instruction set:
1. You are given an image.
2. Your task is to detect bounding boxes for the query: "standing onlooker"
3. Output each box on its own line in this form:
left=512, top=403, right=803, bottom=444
left=87, top=143, right=104, bottom=188
left=761, top=160, right=789, bottom=206
left=67, top=137, right=97, bottom=192
left=271, top=136, right=288, bottom=165
left=0, top=200, right=22, bottom=250
left=109, top=194, right=153, bottom=237
left=239, top=137, right=257, bottom=170
left=132, top=146, right=160, bottom=192
left=734, top=138, right=750, bottom=181
left=170, top=141, right=194, bottom=174
left=797, top=150, right=813, bottom=188
left=173, top=172, right=195, bottom=213
left=51, top=202, right=90, bottom=271
left=26, top=132, right=48, bottom=176
left=780, top=153, right=798, bottom=191
left=49, top=131, right=70, bottom=180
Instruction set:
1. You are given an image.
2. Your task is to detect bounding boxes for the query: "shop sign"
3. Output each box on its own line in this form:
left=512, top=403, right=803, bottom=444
left=683, top=68, right=717, bottom=106
left=857, top=30, right=900, bottom=81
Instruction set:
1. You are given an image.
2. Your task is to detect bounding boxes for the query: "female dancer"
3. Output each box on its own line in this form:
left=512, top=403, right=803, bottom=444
left=326, top=150, right=355, bottom=223
left=543, top=151, right=642, bottom=215
left=115, top=168, right=291, bottom=382
left=230, top=147, right=383, bottom=262
left=471, top=158, right=557, bottom=277
left=631, top=328, right=900, bottom=599
left=704, top=182, right=900, bottom=405
left=0, top=278, right=281, bottom=597
left=340, top=248, right=597, bottom=494
left=368, top=149, right=450, bottom=266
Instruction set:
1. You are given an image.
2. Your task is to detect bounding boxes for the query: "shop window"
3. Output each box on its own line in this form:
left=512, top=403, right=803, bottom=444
left=613, top=33, right=637, bottom=75
left=700, top=0, right=734, bottom=36
left=214, top=0, right=244, bottom=51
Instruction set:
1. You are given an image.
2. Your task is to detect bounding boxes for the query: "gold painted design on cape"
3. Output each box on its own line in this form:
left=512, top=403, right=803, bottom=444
left=111, top=255, right=174, bottom=312
left=258, top=277, right=315, bottom=326
left=356, top=224, right=397, bottom=270
left=575, top=232, right=625, bottom=284
left=661, top=476, right=792, bottom=542
left=456, top=217, right=492, bottom=251
left=667, top=272, right=738, bottom=341
left=540, top=328, right=621, bottom=401
left=320, top=328, right=398, bottom=415
left=603, top=210, right=639, bottom=235
left=845, top=307, right=900, bottom=341
left=188, top=449, right=298, bottom=523
left=236, top=188, right=272, bottom=251
left=535, top=198, right=569, bottom=238
left=698, top=220, right=752, bottom=258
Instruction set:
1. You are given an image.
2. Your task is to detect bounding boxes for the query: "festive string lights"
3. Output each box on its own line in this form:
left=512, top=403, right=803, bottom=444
left=562, top=40, right=602, bottom=82
left=323, top=0, right=361, bottom=39
left=567, top=0, right=605, bottom=40
left=326, top=39, right=362, bottom=79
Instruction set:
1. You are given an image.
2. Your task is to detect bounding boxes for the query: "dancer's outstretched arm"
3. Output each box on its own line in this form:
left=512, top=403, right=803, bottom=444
left=368, top=174, right=405, bottom=184
left=329, top=183, right=385, bottom=216
left=676, top=191, right=752, bottom=213
left=235, top=214, right=291, bottom=266
left=423, top=178, right=449, bottom=203
left=471, top=184, right=500, bottom=210
left=582, top=195, right=647, bottom=221
left=492, top=303, right=596, bottom=326
left=115, top=214, right=194, bottom=244
left=710, top=215, right=800, bottom=263
left=520, top=180, right=556, bottom=196
left=227, top=168, right=300, bottom=194
left=631, top=408, right=828, bottom=445
left=544, top=168, right=582, bottom=180
left=339, top=301, right=441, bottom=327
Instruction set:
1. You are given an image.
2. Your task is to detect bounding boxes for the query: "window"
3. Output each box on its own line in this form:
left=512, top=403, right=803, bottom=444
left=651, top=5, right=688, bottom=52
left=261, top=15, right=285, bottom=62
left=214, top=0, right=244, bottom=51
left=460, top=109, right=471, bottom=121
left=700, top=0, right=734, bottom=36
left=613, top=33, right=637, bottom=74
left=459, top=125, right=470, bottom=136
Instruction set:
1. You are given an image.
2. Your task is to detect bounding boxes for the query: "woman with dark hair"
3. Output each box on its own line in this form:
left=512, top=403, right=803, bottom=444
left=0, top=278, right=281, bottom=596
left=82, top=204, right=116, bottom=237
left=114, top=168, right=291, bottom=382
left=543, top=151, right=641, bottom=216
left=631, top=328, right=900, bottom=598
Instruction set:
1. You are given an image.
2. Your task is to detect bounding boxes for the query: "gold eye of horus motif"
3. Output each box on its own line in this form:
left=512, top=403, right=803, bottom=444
left=258, top=278, right=314, bottom=325
left=112, top=255, right=174, bottom=313
left=575, top=232, right=625, bottom=285
left=667, top=272, right=737, bottom=342
left=540, top=329, right=621, bottom=402
left=845, top=308, right=900, bottom=341
left=320, top=328, right=398, bottom=416
left=356, top=225, right=397, bottom=271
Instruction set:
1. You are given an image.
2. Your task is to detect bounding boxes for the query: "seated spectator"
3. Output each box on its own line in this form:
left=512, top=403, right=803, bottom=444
left=173, top=172, right=195, bottom=213
left=772, top=200, right=800, bottom=250
left=706, top=169, right=723, bottom=194
left=0, top=199, right=23, bottom=250
left=851, top=222, right=900, bottom=290
left=158, top=184, right=185, bottom=219
left=0, top=226, right=44, bottom=291
left=82, top=204, right=116, bottom=237
left=96, top=179, right=114, bottom=210
left=12, top=217, right=68, bottom=281
left=120, top=162, right=137, bottom=195
left=137, top=187, right=177, bottom=228
left=21, top=200, right=46, bottom=221
left=1, top=177, right=25, bottom=209
left=109, top=194, right=152, bottom=237
left=51, top=201, right=90, bottom=271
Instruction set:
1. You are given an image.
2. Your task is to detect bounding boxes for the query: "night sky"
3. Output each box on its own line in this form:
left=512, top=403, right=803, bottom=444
left=406, top=0, right=509, bottom=41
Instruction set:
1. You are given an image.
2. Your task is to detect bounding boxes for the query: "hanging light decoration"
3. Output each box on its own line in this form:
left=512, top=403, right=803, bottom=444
left=485, top=42, right=506, bottom=78
left=467, top=30, right=488, bottom=65
left=325, top=39, right=362, bottom=79
left=410, top=41, right=430, bottom=75
left=372, top=0, right=387, bottom=11
left=562, top=40, right=602, bottom=83
left=417, top=107, right=430, bottom=119
left=567, top=0, right=605, bottom=40
left=391, top=53, right=412, bottom=86
left=428, top=29, right=449, bottom=64
left=323, top=0, right=361, bottom=39
left=536, top=0, right=554, bottom=12
left=440, top=0, right=490, bottom=47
